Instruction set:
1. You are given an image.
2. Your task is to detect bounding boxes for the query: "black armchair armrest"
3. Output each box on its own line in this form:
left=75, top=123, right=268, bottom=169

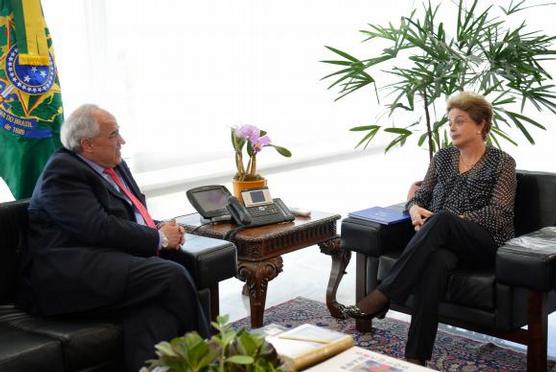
left=341, top=217, right=414, bottom=257
left=160, top=233, right=237, bottom=289
left=496, top=227, right=556, bottom=291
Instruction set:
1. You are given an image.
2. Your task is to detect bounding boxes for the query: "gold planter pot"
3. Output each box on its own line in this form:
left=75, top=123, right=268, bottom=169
left=232, top=178, right=267, bottom=201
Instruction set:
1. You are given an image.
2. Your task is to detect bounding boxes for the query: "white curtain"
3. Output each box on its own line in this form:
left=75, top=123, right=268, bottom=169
left=40, top=1, right=417, bottom=173
left=41, top=0, right=556, bottom=176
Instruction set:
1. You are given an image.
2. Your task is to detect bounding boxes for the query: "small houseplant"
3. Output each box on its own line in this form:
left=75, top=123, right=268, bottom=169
left=321, top=0, right=556, bottom=160
left=231, top=124, right=291, bottom=197
left=143, top=315, right=286, bottom=372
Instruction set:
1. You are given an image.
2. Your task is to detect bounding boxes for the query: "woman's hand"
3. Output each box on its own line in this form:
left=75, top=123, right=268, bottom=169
left=406, top=180, right=423, bottom=201
left=409, top=205, right=433, bottom=231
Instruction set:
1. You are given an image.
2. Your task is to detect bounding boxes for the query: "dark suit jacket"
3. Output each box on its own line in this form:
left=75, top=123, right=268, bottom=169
left=20, top=148, right=159, bottom=315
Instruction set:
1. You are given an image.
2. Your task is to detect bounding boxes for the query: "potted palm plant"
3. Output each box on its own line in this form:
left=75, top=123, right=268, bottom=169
left=321, top=0, right=556, bottom=160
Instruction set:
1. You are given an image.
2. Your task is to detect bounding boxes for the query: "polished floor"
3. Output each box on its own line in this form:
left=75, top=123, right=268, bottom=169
left=147, top=148, right=556, bottom=360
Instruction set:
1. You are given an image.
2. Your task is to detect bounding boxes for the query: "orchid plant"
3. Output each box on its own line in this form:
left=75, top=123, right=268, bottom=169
left=231, top=125, right=292, bottom=181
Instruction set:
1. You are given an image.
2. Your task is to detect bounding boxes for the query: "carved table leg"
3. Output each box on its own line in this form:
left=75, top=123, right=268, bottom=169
left=236, top=256, right=283, bottom=328
left=319, top=236, right=351, bottom=319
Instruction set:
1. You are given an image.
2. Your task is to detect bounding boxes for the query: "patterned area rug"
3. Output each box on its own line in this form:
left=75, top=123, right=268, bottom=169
left=231, top=297, right=555, bottom=371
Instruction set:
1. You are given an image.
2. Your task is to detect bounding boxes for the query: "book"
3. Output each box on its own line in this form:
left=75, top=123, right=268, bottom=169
left=304, top=346, right=434, bottom=371
left=265, top=324, right=354, bottom=370
left=251, top=323, right=288, bottom=337
left=348, top=206, right=410, bottom=225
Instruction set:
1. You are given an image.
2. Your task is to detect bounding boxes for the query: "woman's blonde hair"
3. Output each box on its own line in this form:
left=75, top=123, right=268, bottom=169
left=447, top=91, right=492, bottom=140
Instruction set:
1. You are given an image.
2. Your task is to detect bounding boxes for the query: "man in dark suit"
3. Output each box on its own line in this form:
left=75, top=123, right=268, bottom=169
left=19, top=104, right=210, bottom=371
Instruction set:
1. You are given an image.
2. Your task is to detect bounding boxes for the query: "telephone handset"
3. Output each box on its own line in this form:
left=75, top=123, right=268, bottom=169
left=226, top=188, right=295, bottom=227
left=226, top=196, right=254, bottom=225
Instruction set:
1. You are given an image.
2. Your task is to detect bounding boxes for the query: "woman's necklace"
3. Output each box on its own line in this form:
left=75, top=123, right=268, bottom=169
left=459, top=149, right=485, bottom=173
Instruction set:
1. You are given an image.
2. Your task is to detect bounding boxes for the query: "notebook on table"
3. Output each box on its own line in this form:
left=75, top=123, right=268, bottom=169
left=348, top=206, right=410, bottom=225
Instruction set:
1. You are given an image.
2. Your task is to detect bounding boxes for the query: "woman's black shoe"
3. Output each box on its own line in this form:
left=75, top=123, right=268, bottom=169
left=339, top=303, right=389, bottom=320
left=406, top=357, right=427, bottom=366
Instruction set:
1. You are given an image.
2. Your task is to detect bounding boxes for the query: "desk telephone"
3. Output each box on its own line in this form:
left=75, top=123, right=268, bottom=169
left=186, top=185, right=295, bottom=227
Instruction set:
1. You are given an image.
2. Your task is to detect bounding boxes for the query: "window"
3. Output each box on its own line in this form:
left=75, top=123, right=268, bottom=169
left=42, top=0, right=556, bottom=177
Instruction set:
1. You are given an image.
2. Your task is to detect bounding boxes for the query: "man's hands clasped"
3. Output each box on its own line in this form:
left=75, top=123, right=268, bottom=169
left=408, top=205, right=433, bottom=232
left=159, top=219, right=185, bottom=249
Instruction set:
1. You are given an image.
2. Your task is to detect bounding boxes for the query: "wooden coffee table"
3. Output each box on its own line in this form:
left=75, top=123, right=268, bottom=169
left=176, top=212, right=350, bottom=328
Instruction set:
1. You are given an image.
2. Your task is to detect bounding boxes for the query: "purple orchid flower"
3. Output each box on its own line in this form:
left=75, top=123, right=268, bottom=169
left=235, top=124, right=260, bottom=143
left=252, top=135, right=271, bottom=153
left=231, top=123, right=290, bottom=180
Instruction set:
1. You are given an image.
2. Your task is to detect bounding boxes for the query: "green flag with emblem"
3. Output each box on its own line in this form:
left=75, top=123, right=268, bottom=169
left=0, top=0, right=63, bottom=199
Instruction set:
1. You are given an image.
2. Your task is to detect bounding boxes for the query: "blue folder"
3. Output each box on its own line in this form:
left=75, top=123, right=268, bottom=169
left=348, top=206, right=410, bottom=225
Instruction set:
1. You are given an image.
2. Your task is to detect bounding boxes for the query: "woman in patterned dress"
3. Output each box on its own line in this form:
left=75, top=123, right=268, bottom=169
left=341, top=91, right=517, bottom=365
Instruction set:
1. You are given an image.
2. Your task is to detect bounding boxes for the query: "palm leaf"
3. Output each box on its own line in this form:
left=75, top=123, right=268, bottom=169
left=352, top=125, right=380, bottom=149
left=384, top=130, right=412, bottom=152
left=501, top=111, right=535, bottom=143
left=490, top=126, right=518, bottom=146
left=350, top=125, right=380, bottom=132
left=323, top=46, right=360, bottom=62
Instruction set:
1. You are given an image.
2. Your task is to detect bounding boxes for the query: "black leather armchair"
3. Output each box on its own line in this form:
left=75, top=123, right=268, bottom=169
left=341, top=170, right=556, bottom=371
left=0, top=199, right=237, bottom=372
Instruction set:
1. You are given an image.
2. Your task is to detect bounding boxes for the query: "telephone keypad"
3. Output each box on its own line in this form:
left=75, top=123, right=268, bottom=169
left=246, top=204, right=288, bottom=226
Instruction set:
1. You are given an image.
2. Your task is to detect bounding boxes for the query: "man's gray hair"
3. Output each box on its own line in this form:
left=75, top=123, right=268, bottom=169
left=60, top=104, right=101, bottom=153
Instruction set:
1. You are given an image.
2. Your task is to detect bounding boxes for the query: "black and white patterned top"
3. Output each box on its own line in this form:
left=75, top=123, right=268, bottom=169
left=406, top=146, right=517, bottom=247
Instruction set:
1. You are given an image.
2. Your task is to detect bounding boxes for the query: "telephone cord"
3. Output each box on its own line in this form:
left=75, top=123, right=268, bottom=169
left=224, top=226, right=245, bottom=241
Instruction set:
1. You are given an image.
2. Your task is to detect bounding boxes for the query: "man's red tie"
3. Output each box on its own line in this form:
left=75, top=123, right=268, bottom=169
left=104, top=168, right=156, bottom=228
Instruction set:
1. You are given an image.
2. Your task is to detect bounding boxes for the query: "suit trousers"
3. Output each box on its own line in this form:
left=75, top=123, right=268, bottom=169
left=107, top=256, right=210, bottom=372
left=377, top=211, right=497, bottom=360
